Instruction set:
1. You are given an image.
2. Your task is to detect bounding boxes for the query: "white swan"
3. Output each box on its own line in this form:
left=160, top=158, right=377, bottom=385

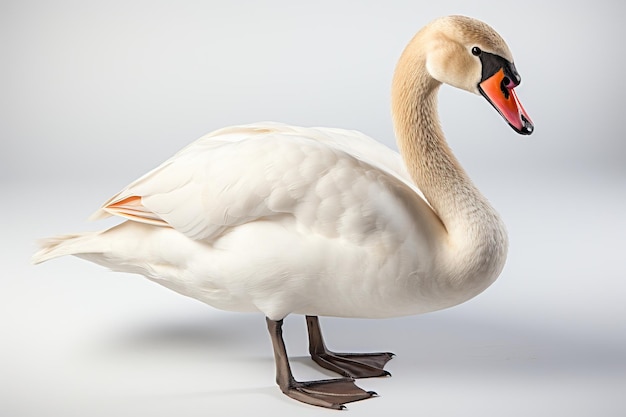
left=33, top=15, right=533, bottom=409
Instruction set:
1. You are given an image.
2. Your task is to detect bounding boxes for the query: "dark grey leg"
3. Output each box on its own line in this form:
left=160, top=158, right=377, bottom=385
left=266, top=317, right=376, bottom=409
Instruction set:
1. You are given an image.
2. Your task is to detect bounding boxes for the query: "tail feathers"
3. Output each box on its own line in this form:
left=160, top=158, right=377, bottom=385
left=32, top=232, right=100, bottom=264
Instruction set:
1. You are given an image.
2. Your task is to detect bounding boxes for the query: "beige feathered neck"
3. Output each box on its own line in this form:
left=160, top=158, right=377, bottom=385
left=392, top=15, right=508, bottom=292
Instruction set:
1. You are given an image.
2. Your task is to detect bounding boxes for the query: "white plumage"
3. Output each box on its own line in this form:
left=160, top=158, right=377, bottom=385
left=35, top=122, right=447, bottom=320
left=32, top=15, right=533, bottom=409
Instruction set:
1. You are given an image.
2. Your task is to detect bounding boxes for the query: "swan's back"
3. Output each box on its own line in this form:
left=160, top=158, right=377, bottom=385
left=92, top=122, right=435, bottom=244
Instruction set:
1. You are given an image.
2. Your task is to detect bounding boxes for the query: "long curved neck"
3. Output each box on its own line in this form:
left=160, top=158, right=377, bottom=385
left=391, top=41, right=507, bottom=291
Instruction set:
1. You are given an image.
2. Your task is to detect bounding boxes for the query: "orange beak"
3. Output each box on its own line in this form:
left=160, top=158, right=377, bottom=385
left=479, top=68, right=533, bottom=135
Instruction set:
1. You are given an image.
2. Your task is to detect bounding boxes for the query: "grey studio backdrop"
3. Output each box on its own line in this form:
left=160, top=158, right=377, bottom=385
left=2, top=1, right=625, bottom=416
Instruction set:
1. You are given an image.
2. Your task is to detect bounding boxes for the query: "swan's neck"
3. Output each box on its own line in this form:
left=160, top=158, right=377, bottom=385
left=391, top=48, right=508, bottom=295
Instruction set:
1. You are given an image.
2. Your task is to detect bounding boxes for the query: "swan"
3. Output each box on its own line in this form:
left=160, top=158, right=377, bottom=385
left=33, top=15, right=533, bottom=409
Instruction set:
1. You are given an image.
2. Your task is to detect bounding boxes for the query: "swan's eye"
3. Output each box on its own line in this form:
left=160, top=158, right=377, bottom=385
left=471, top=47, right=482, bottom=56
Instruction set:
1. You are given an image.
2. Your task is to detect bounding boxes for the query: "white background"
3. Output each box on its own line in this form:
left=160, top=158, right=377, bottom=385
left=2, top=0, right=625, bottom=416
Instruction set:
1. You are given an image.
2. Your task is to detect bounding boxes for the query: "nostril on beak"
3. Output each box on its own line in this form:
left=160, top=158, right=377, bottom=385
left=500, top=76, right=511, bottom=99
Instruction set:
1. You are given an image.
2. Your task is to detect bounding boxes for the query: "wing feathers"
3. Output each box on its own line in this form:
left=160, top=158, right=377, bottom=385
left=87, top=123, right=428, bottom=243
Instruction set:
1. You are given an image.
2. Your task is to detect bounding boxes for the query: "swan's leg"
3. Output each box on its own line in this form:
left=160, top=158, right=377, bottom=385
left=266, top=317, right=376, bottom=410
left=306, top=315, right=394, bottom=378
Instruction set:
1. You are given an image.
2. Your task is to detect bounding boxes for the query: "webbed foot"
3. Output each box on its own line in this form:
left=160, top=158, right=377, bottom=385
left=306, top=315, right=394, bottom=378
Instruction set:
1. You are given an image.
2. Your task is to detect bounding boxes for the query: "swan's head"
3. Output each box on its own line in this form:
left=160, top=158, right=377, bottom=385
left=423, top=15, right=533, bottom=135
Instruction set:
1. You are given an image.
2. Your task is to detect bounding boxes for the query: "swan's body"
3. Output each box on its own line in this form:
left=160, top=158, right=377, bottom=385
left=36, top=122, right=501, bottom=320
left=33, top=16, right=532, bottom=409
